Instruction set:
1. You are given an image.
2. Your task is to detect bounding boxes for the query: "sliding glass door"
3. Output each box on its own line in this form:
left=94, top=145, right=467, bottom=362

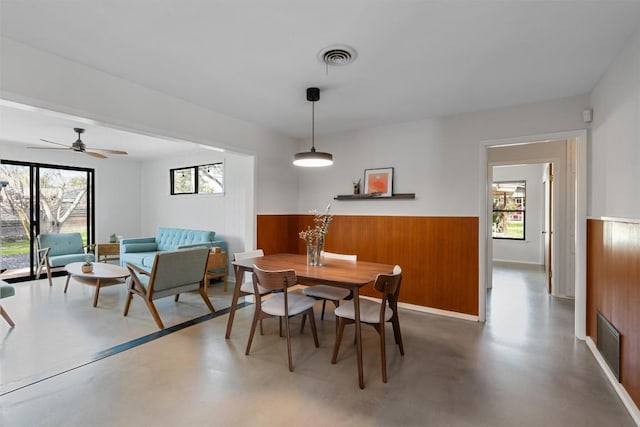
left=0, top=160, right=94, bottom=281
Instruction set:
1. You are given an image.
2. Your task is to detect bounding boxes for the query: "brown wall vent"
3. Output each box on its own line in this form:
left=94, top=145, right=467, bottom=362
left=596, top=311, right=621, bottom=381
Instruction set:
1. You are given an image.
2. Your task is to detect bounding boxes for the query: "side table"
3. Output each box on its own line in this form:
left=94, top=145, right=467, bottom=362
left=96, top=242, right=120, bottom=264
left=205, top=251, right=228, bottom=291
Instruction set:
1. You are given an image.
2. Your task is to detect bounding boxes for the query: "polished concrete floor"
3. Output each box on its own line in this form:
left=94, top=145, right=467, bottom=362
left=0, top=265, right=634, bottom=426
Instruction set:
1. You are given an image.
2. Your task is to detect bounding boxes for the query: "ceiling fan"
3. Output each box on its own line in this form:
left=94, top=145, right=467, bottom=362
left=30, top=128, right=128, bottom=159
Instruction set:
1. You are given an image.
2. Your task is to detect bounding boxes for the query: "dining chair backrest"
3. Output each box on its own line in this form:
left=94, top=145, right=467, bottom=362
left=321, top=251, right=357, bottom=261
left=373, top=265, right=403, bottom=302
left=234, top=249, right=264, bottom=262
left=252, top=265, right=297, bottom=292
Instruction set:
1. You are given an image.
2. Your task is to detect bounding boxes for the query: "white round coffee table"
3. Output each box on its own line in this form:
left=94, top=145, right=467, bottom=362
left=64, top=262, right=130, bottom=307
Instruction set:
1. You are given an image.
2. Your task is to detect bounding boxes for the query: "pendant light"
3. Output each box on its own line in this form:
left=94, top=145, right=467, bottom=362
left=293, top=87, right=333, bottom=167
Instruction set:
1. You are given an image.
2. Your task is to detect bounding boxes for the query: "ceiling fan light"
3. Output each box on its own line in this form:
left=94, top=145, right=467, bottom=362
left=293, top=150, right=333, bottom=167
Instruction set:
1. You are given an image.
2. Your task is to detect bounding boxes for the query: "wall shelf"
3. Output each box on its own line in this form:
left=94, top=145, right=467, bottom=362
left=334, top=193, right=415, bottom=201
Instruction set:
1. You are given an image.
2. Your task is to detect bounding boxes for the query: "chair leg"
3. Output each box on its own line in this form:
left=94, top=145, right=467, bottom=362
left=245, top=305, right=261, bottom=355
left=391, top=315, right=405, bottom=355
left=331, top=317, right=347, bottom=364
left=47, top=267, right=53, bottom=287
left=307, top=308, right=319, bottom=347
left=143, top=298, right=164, bottom=329
left=199, top=287, right=215, bottom=312
left=123, top=292, right=133, bottom=316
left=320, top=299, right=327, bottom=320
left=380, top=322, right=388, bottom=383
left=174, top=294, right=180, bottom=302
left=0, top=305, right=15, bottom=327
left=300, top=313, right=306, bottom=334
left=285, top=314, right=294, bottom=372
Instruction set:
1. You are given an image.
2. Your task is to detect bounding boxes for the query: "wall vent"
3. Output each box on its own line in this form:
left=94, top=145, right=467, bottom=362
left=596, top=311, right=621, bottom=381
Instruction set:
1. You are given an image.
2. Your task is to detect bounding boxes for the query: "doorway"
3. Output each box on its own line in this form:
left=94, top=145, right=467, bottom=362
left=0, top=160, right=95, bottom=280
left=479, top=130, right=587, bottom=339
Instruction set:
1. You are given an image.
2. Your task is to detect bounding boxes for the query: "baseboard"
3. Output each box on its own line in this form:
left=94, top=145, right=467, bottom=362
left=396, top=301, right=479, bottom=321
left=493, top=260, right=544, bottom=268
left=358, top=295, right=478, bottom=322
left=586, top=337, right=640, bottom=426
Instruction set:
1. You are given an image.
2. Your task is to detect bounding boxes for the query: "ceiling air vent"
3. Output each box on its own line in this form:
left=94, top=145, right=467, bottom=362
left=318, top=45, right=357, bottom=72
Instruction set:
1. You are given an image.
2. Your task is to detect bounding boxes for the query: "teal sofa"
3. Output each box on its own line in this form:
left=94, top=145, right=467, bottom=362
left=120, top=227, right=227, bottom=272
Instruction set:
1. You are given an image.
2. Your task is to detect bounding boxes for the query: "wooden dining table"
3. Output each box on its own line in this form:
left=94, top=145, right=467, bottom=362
left=225, top=252, right=394, bottom=389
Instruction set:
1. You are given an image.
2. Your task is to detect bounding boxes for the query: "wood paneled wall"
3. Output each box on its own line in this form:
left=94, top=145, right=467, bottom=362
left=587, top=219, right=640, bottom=407
left=257, top=214, right=479, bottom=315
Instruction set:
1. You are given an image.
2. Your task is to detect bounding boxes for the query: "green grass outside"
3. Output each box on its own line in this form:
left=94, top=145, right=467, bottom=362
left=0, top=240, right=30, bottom=256
left=0, top=231, right=89, bottom=256
left=505, top=222, right=524, bottom=239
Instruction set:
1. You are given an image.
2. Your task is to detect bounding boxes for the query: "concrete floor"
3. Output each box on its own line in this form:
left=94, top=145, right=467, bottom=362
left=0, top=265, right=634, bottom=426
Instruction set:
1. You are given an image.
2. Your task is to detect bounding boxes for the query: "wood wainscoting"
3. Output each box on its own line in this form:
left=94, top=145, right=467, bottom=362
left=257, top=215, right=478, bottom=316
left=587, top=218, right=640, bottom=408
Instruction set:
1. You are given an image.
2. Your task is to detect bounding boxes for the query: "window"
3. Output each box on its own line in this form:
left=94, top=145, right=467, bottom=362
left=492, top=180, right=525, bottom=240
left=170, top=162, right=224, bottom=195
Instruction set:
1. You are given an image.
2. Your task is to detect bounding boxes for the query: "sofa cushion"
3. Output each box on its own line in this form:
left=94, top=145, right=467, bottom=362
left=155, top=228, right=215, bottom=251
left=49, top=253, right=94, bottom=267
left=122, top=252, right=158, bottom=269
left=122, top=242, right=158, bottom=253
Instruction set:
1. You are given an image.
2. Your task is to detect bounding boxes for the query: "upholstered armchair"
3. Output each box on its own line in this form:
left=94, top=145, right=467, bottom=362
left=123, top=247, right=214, bottom=329
left=36, top=233, right=94, bottom=286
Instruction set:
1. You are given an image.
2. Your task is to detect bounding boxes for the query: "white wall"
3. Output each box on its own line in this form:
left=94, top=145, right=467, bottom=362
left=491, top=164, right=545, bottom=265
left=0, top=141, right=142, bottom=243
left=139, top=148, right=254, bottom=256
left=298, top=95, right=588, bottom=216
left=590, top=27, right=640, bottom=219
left=0, top=37, right=299, bottom=217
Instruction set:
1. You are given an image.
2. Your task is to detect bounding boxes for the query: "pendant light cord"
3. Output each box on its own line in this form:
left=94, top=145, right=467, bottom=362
left=311, top=100, right=316, bottom=152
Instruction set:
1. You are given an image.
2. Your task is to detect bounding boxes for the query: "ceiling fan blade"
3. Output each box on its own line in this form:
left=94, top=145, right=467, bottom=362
left=40, top=138, right=71, bottom=148
left=85, top=151, right=107, bottom=159
left=28, top=146, right=72, bottom=150
left=90, top=148, right=128, bottom=155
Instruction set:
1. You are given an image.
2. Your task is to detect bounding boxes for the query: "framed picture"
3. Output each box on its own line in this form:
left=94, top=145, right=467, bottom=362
left=364, top=167, right=393, bottom=197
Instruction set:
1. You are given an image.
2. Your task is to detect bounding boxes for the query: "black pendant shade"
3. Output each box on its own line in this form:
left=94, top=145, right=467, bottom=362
left=293, top=87, right=333, bottom=167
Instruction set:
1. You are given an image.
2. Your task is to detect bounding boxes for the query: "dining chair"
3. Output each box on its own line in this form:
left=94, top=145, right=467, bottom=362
left=331, top=265, right=404, bottom=383
left=302, top=251, right=356, bottom=319
left=226, top=249, right=270, bottom=337
left=246, top=265, right=319, bottom=372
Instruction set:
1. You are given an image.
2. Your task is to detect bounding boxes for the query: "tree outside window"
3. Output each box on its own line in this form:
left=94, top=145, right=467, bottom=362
left=170, top=162, right=223, bottom=195
left=492, top=181, right=525, bottom=240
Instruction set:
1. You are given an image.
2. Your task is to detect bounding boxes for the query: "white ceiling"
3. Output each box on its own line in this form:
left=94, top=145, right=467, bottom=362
left=2, top=1, right=640, bottom=152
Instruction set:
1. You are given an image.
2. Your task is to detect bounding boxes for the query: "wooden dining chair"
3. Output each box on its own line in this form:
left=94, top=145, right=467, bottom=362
left=226, top=249, right=272, bottom=338
left=331, top=265, right=404, bottom=383
left=246, top=265, right=319, bottom=372
left=302, top=251, right=356, bottom=319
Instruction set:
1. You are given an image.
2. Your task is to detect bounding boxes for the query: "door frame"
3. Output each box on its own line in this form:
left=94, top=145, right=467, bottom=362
left=478, top=129, right=587, bottom=339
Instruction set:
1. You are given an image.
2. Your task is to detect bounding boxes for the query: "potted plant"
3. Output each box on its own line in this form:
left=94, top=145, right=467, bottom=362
left=109, top=233, right=117, bottom=243
left=81, top=255, right=93, bottom=273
